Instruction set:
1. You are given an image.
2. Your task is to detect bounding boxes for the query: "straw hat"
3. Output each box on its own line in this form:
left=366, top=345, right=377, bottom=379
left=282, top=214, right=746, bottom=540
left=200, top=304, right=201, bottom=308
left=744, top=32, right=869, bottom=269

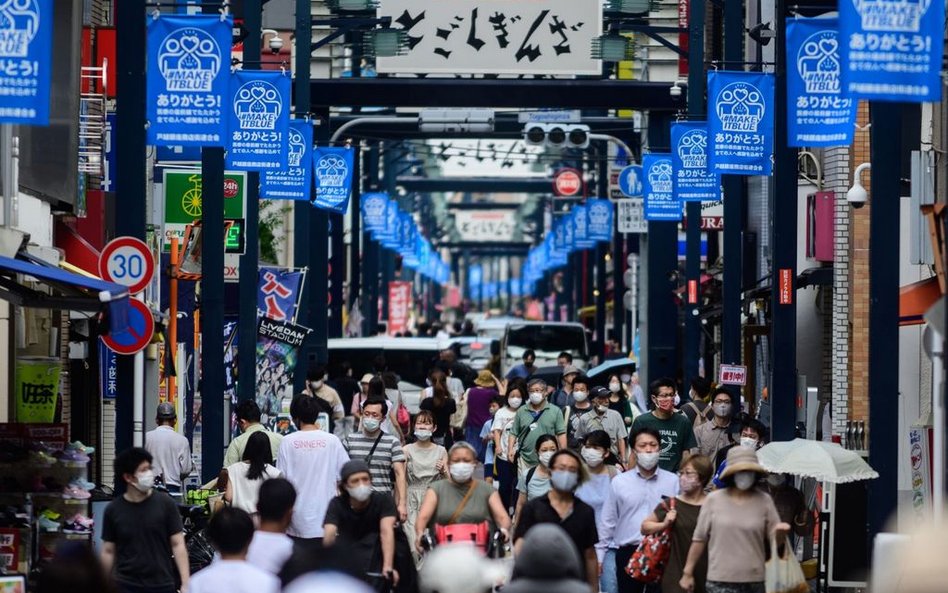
left=719, top=446, right=768, bottom=480
left=474, top=370, right=495, bottom=388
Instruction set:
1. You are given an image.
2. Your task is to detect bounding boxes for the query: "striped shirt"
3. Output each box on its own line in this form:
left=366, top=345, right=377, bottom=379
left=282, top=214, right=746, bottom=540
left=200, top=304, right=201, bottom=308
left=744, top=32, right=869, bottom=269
left=343, top=432, right=405, bottom=493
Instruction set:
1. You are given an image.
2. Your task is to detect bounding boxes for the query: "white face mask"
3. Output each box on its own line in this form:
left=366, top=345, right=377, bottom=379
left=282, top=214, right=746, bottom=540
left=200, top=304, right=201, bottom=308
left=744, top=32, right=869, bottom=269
left=347, top=484, right=373, bottom=502
left=595, top=404, right=609, bottom=414
left=414, top=429, right=432, bottom=441
left=529, top=391, right=545, bottom=405
left=572, top=390, right=588, bottom=403
left=133, top=469, right=155, bottom=493
left=608, top=382, right=621, bottom=393
left=581, top=447, right=604, bottom=467
left=740, top=437, right=759, bottom=450
left=362, top=417, right=381, bottom=433
left=621, top=374, right=632, bottom=384
left=673, top=394, right=681, bottom=406
left=508, top=397, right=522, bottom=409
left=538, top=451, right=554, bottom=467
left=734, top=471, right=757, bottom=491
left=713, top=403, right=732, bottom=417
left=449, top=462, right=475, bottom=483
left=550, top=470, right=578, bottom=492
left=636, top=451, right=660, bottom=471
left=310, top=380, right=323, bottom=391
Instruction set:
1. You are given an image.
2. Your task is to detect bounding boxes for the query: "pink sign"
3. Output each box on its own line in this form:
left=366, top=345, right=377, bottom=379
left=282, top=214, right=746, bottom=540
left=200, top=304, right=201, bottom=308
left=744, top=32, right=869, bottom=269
left=388, top=281, right=412, bottom=335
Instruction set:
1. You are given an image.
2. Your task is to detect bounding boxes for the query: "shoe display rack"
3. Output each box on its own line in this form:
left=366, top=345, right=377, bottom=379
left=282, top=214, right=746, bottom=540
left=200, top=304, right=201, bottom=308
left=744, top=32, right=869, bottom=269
left=0, top=424, right=96, bottom=575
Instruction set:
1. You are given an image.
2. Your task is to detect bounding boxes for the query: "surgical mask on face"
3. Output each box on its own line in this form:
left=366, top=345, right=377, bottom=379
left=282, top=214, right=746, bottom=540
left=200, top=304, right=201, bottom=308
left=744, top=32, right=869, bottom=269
left=347, top=484, right=374, bottom=502
left=529, top=391, right=545, bottom=405
left=595, top=404, right=608, bottom=414
left=674, top=394, right=681, bottom=406
left=362, top=417, right=381, bottom=433
left=734, top=471, right=758, bottom=491
left=550, top=470, right=579, bottom=492
left=766, top=473, right=786, bottom=487
left=311, top=380, right=323, bottom=391
left=621, top=374, right=632, bottom=384
left=508, top=397, right=522, bottom=409
left=581, top=447, right=604, bottom=467
left=740, top=437, right=758, bottom=450
left=608, top=382, right=621, bottom=393
left=572, top=390, right=588, bottom=403
left=538, top=451, right=554, bottom=467
left=679, top=474, right=702, bottom=493
left=713, top=403, right=732, bottom=417
left=449, top=462, right=475, bottom=482
left=637, top=451, right=660, bottom=471
left=133, top=470, right=155, bottom=493
left=414, top=429, right=432, bottom=441
left=655, top=397, right=675, bottom=412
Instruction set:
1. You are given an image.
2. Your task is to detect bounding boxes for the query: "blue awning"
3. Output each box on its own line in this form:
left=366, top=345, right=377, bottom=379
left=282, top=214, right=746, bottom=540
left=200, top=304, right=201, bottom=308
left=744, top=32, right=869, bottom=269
left=0, top=253, right=130, bottom=334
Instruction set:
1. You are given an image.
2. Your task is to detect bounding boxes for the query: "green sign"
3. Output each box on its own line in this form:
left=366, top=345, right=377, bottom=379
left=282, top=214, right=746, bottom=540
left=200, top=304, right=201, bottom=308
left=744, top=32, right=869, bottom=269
left=16, top=358, right=61, bottom=423
left=162, top=170, right=247, bottom=251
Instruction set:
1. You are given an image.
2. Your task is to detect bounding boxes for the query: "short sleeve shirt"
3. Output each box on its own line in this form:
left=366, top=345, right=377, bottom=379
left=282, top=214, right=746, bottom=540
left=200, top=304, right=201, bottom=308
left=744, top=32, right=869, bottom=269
left=343, top=432, right=405, bottom=493
left=513, top=494, right=599, bottom=579
left=102, top=492, right=184, bottom=587
left=575, top=409, right=629, bottom=455
left=630, top=412, right=697, bottom=472
left=510, top=402, right=567, bottom=466
left=324, top=491, right=397, bottom=543
left=516, top=468, right=552, bottom=501
left=429, top=479, right=496, bottom=526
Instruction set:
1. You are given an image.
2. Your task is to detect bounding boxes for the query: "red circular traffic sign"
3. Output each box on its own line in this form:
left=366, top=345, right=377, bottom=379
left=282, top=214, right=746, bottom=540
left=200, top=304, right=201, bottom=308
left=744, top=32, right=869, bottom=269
left=553, top=168, right=583, bottom=197
left=99, top=237, right=155, bottom=295
left=101, top=299, right=155, bottom=355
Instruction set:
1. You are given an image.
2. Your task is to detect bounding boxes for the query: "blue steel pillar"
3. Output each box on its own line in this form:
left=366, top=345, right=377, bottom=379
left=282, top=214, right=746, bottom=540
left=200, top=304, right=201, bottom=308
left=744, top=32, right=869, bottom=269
left=292, top=0, right=312, bottom=391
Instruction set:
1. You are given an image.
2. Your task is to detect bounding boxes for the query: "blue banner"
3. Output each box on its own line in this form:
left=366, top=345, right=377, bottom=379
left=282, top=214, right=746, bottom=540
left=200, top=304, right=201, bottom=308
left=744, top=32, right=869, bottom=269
left=672, top=122, right=720, bottom=202
left=311, top=147, right=355, bottom=214
left=362, top=192, right=389, bottom=231
left=708, top=71, right=774, bottom=175
left=840, top=0, right=944, bottom=102
left=572, top=205, right=595, bottom=249
left=0, top=0, right=52, bottom=124
left=147, top=15, right=231, bottom=146
left=786, top=18, right=857, bottom=147
left=258, top=267, right=304, bottom=322
left=261, top=120, right=312, bottom=200
left=99, top=342, right=117, bottom=400
left=587, top=199, right=614, bottom=242
left=226, top=71, right=291, bottom=170
left=469, top=265, right=482, bottom=300
left=643, top=153, right=681, bottom=221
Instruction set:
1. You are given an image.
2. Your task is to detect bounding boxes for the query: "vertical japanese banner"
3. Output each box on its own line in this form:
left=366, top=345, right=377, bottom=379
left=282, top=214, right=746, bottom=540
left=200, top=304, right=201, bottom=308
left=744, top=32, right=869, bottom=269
left=643, top=153, right=681, bottom=221
left=469, top=264, right=483, bottom=301
left=671, top=122, right=720, bottom=202
left=572, top=205, right=594, bottom=250
left=707, top=71, right=774, bottom=175
left=840, top=0, right=944, bottom=102
left=311, top=147, right=355, bottom=214
left=256, top=317, right=311, bottom=430
left=147, top=15, right=231, bottom=146
left=786, top=18, right=857, bottom=147
left=257, top=267, right=305, bottom=322
left=99, top=342, right=118, bottom=400
left=0, top=0, right=52, bottom=124
left=15, top=357, right=60, bottom=423
left=586, top=198, right=614, bottom=242
left=226, top=70, right=291, bottom=170
left=388, top=281, right=412, bottom=335
left=361, top=192, right=389, bottom=232
left=260, top=119, right=313, bottom=200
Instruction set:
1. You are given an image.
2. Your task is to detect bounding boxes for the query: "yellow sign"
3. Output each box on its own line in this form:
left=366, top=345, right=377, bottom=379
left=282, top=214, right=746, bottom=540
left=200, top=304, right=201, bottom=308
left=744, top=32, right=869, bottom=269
left=15, top=357, right=61, bottom=423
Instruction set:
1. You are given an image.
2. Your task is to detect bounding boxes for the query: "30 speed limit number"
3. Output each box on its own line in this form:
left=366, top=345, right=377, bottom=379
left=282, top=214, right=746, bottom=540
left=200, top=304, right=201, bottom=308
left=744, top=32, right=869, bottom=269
left=98, top=237, right=156, bottom=295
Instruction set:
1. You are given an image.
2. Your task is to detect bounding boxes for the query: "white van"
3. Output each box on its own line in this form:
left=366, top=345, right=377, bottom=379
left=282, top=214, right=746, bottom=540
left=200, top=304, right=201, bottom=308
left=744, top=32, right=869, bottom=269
left=500, top=322, right=590, bottom=375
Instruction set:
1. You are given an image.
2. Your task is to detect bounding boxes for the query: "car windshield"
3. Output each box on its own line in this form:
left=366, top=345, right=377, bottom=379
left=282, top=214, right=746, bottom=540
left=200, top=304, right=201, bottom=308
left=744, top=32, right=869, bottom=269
left=506, top=325, right=587, bottom=360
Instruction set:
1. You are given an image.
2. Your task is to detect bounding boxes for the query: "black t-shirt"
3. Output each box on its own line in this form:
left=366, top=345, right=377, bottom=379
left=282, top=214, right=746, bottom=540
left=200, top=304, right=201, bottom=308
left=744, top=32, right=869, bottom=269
left=330, top=377, right=361, bottom=416
left=513, top=494, right=598, bottom=579
left=419, top=397, right=457, bottom=439
left=324, top=491, right=397, bottom=543
left=102, top=491, right=184, bottom=587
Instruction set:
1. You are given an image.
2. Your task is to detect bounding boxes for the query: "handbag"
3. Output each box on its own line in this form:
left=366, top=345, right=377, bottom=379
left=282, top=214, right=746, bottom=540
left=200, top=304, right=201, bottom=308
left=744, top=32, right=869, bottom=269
left=765, top=534, right=809, bottom=593
left=396, top=402, right=411, bottom=434
left=450, top=390, right=469, bottom=430
left=433, top=480, right=490, bottom=551
left=625, top=498, right=676, bottom=583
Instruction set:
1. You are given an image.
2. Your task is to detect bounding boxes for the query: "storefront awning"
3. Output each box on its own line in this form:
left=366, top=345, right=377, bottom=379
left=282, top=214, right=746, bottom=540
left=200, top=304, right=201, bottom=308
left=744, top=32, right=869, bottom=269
left=0, top=253, right=130, bottom=334
left=900, top=276, right=941, bottom=327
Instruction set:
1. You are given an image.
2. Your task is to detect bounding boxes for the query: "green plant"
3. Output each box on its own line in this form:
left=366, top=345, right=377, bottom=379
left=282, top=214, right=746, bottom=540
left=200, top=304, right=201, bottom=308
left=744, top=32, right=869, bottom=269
left=259, top=199, right=292, bottom=264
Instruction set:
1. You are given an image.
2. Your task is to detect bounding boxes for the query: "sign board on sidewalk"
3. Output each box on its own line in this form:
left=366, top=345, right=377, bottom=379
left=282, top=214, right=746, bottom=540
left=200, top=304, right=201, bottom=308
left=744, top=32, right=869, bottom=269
left=718, top=364, right=747, bottom=386
left=616, top=199, right=647, bottom=234
left=99, top=237, right=156, bottom=295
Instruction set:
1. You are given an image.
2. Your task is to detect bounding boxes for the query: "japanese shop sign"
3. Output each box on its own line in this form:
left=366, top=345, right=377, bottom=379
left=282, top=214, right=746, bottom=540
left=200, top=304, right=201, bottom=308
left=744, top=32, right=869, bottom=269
left=454, top=210, right=517, bottom=242
left=99, top=342, right=117, bottom=400
left=15, top=357, right=60, bottom=423
left=718, top=364, right=747, bottom=386
left=0, top=0, right=52, bottom=124
left=258, top=267, right=304, bottom=323
left=261, top=120, right=312, bottom=201
left=147, top=14, right=231, bottom=146
left=586, top=199, right=614, bottom=242
left=161, top=169, right=246, bottom=251
left=786, top=18, right=857, bottom=147
left=671, top=122, right=720, bottom=202
left=840, top=0, right=944, bottom=102
left=643, top=153, right=681, bottom=221
left=226, top=70, right=290, bottom=170
left=311, top=146, right=355, bottom=214
left=708, top=71, right=774, bottom=176
left=376, top=0, right=602, bottom=75
left=388, top=281, right=412, bottom=336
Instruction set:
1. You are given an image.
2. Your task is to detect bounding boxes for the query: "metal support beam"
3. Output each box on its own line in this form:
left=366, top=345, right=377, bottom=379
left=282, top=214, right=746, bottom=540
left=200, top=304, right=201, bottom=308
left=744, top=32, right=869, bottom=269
left=596, top=142, right=608, bottom=360
left=397, top=177, right=553, bottom=194
left=362, top=146, right=380, bottom=336
left=293, top=0, right=312, bottom=392
left=309, top=109, right=330, bottom=363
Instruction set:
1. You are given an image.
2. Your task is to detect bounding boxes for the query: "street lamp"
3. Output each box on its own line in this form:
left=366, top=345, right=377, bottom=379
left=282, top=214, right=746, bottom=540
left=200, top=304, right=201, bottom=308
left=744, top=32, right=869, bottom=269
left=847, top=162, right=871, bottom=209
left=591, top=33, right=635, bottom=62
left=364, top=28, right=409, bottom=57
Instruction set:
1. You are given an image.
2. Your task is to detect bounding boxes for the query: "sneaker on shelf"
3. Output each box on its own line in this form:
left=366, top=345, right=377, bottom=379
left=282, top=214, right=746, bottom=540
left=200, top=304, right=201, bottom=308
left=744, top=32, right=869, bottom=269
left=29, top=450, right=56, bottom=467
left=56, top=449, right=90, bottom=463
left=29, top=441, right=58, bottom=454
left=39, top=508, right=62, bottom=521
left=37, top=515, right=60, bottom=532
left=68, top=478, right=96, bottom=491
left=62, top=514, right=93, bottom=534
left=67, top=441, right=95, bottom=455
left=62, top=485, right=90, bottom=500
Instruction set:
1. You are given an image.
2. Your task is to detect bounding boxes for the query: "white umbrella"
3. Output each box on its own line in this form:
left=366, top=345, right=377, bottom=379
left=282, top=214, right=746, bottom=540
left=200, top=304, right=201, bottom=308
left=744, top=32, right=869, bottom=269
left=756, top=438, right=879, bottom=483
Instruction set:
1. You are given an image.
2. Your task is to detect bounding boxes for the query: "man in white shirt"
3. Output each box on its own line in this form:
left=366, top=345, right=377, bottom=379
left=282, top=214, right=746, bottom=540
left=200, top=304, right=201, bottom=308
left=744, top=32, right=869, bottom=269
left=247, top=477, right=296, bottom=576
left=144, top=403, right=192, bottom=496
left=276, top=396, right=350, bottom=547
left=189, top=507, right=280, bottom=593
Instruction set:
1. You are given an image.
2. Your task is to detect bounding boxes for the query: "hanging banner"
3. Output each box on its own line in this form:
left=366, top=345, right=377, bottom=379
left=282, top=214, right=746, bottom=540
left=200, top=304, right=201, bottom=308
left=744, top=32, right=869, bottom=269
left=362, top=192, right=389, bottom=231
left=586, top=199, right=614, bottom=242
left=311, top=146, right=355, bottom=214
left=671, top=122, right=720, bottom=202
left=260, top=119, right=312, bottom=200
left=256, top=317, right=311, bottom=428
left=258, top=267, right=305, bottom=322
left=572, top=205, right=595, bottom=249
left=469, top=265, right=483, bottom=301
left=840, top=0, right=944, bottom=102
left=225, top=70, right=291, bottom=170
left=0, top=0, right=52, bottom=124
left=707, top=71, right=774, bottom=175
left=643, top=153, right=680, bottom=221
left=388, top=281, right=412, bottom=336
left=15, top=357, right=60, bottom=423
left=786, top=18, right=857, bottom=147
left=99, top=342, right=118, bottom=400
left=147, top=14, right=231, bottom=146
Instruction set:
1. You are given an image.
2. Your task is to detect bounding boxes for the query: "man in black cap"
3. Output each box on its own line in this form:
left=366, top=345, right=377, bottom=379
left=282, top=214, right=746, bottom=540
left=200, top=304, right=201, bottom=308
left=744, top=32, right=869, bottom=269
left=144, top=402, right=193, bottom=497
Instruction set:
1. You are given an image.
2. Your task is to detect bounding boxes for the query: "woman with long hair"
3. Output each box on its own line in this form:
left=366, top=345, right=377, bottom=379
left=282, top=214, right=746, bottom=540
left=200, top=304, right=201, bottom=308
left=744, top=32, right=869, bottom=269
left=419, top=369, right=457, bottom=448
left=224, top=431, right=281, bottom=514
left=606, top=372, right=639, bottom=429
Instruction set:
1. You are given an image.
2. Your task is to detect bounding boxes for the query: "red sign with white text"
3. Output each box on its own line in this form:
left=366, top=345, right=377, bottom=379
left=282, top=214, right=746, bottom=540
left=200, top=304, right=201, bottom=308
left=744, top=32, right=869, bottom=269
left=779, top=269, right=793, bottom=305
left=687, top=279, right=698, bottom=304
left=553, top=168, right=583, bottom=197
left=388, top=281, right=412, bottom=336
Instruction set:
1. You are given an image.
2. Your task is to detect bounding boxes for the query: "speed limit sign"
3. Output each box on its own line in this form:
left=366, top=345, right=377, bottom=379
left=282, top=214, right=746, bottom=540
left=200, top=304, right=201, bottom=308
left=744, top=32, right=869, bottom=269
left=98, top=237, right=155, bottom=295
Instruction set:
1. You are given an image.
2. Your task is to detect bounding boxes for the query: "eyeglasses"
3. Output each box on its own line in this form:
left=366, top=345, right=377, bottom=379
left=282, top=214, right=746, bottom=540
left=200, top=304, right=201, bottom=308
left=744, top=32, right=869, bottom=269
left=654, top=393, right=675, bottom=400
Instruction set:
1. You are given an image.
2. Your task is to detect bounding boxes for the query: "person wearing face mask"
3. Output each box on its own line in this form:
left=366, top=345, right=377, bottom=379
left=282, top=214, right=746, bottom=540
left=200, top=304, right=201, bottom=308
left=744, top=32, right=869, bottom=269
left=414, top=442, right=511, bottom=552
left=607, top=373, right=640, bottom=429
left=574, top=387, right=628, bottom=463
left=493, top=382, right=526, bottom=513
left=344, top=399, right=408, bottom=522
left=710, top=415, right=767, bottom=489
left=301, top=365, right=345, bottom=427
left=575, top=431, right=621, bottom=593
left=506, top=349, right=538, bottom=380
left=100, top=447, right=190, bottom=593
left=323, top=460, right=401, bottom=590
left=628, top=372, right=648, bottom=414
left=553, top=365, right=582, bottom=408
left=508, top=378, right=568, bottom=478
left=402, top=411, right=449, bottom=558
left=630, top=378, right=698, bottom=472
left=693, top=388, right=736, bottom=461
left=564, top=374, right=595, bottom=449
left=513, top=434, right=558, bottom=526
left=680, top=448, right=790, bottom=593
left=514, top=449, right=600, bottom=593
left=641, top=454, right=713, bottom=593
left=600, top=427, right=679, bottom=593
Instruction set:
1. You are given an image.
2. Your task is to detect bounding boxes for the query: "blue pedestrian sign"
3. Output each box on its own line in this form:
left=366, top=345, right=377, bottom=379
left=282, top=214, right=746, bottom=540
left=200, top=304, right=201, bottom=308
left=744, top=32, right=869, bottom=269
left=0, top=0, right=53, bottom=125
left=617, top=165, right=644, bottom=198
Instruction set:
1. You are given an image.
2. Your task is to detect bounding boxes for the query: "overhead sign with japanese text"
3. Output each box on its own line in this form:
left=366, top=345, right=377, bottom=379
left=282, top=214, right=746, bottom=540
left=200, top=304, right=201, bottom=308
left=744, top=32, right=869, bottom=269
left=376, top=0, right=602, bottom=75
left=671, top=122, right=720, bottom=202
left=258, top=267, right=304, bottom=323
left=0, top=0, right=52, bottom=124
left=708, top=71, right=774, bottom=175
left=643, top=153, right=680, bottom=221
left=311, top=146, right=355, bottom=214
left=226, top=70, right=291, bottom=170
left=454, top=210, right=517, bottom=242
left=261, top=120, right=312, bottom=201
left=147, top=14, right=231, bottom=146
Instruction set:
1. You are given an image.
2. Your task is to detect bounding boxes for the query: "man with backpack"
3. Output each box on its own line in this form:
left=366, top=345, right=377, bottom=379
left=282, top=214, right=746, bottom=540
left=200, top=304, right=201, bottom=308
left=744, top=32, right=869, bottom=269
left=680, top=376, right=712, bottom=426
left=694, top=387, right=737, bottom=461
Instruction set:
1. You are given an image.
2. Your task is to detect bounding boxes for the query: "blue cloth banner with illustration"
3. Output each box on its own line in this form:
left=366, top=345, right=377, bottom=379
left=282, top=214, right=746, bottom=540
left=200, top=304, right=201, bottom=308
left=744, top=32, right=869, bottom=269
left=586, top=199, right=614, bottom=242
left=261, top=120, right=312, bottom=200
left=147, top=15, right=231, bottom=146
left=0, top=0, right=52, bottom=124
left=786, top=18, right=857, bottom=147
left=373, top=199, right=399, bottom=243
left=643, top=153, right=681, bottom=221
left=225, top=70, right=290, bottom=170
left=707, top=71, right=774, bottom=175
left=572, top=205, right=595, bottom=249
left=361, top=192, right=389, bottom=232
left=311, top=146, right=355, bottom=214
left=839, top=0, right=944, bottom=102
left=257, top=267, right=304, bottom=323
left=671, top=122, right=720, bottom=202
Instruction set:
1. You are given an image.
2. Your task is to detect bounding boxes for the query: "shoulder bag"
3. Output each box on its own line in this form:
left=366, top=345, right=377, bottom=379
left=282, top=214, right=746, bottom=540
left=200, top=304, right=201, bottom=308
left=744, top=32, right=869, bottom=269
left=626, top=497, right=676, bottom=583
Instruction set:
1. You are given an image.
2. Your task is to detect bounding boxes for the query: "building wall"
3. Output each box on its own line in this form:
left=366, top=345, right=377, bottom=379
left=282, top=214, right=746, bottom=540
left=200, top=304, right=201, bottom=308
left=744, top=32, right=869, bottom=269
left=849, top=102, right=871, bottom=425
left=828, top=143, right=852, bottom=436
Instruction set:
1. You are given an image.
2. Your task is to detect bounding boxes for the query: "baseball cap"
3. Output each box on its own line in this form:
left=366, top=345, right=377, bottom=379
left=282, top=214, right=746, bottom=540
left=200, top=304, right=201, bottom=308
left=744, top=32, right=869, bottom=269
left=156, top=402, right=176, bottom=419
left=590, top=386, right=611, bottom=400
left=360, top=373, right=374, bottom=384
